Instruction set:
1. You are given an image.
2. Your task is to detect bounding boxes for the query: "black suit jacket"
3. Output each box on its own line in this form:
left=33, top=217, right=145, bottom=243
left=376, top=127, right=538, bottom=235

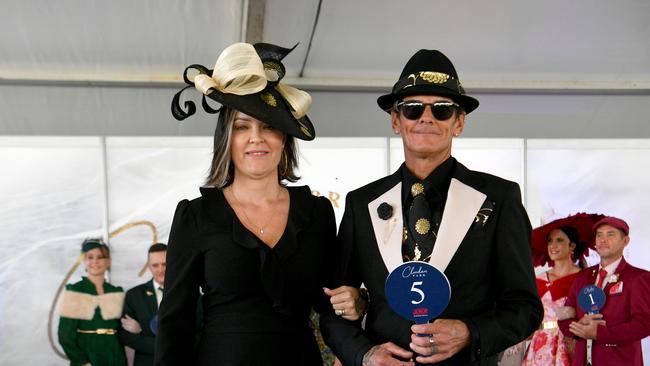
left=320, top=159, right=543, bottom=366
left=119, top=279, right=159, bottom=366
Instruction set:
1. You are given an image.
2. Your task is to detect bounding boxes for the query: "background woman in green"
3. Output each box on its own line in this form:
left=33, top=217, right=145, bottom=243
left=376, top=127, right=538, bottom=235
left=58, top=238, right=126, bottom=366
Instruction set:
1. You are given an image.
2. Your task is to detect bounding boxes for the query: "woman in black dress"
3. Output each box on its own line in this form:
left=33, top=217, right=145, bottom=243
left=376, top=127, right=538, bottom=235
left=155, top=42, right=364, bottom=366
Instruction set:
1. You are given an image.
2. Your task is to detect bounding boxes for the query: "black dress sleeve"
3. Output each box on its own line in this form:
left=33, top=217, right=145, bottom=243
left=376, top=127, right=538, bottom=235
left=319, top=191, right=375, bottom=366
left=310, top=195, right=338, bottom=315
left=154, top=199, right=203, bottom=365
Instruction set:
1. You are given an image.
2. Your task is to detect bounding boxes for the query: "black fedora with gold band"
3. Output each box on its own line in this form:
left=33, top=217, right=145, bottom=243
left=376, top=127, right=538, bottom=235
left=172, top=42, right=315, bottom=140
left=377, top=49, right=479, bottom=114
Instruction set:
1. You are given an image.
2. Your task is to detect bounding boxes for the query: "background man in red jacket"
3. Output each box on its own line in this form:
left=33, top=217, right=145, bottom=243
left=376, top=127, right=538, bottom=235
left=567, top=216, right=650, bottom=366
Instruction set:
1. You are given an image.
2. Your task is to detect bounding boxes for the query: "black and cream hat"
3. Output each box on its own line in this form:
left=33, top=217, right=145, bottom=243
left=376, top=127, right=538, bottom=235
left=377, top=49, right=479, bottom=114
left=172, top=42, right=315, bottom=140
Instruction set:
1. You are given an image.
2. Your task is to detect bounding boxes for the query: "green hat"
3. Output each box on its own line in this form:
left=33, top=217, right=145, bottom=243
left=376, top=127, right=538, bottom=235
left=81, top=238, right=108, bottom=253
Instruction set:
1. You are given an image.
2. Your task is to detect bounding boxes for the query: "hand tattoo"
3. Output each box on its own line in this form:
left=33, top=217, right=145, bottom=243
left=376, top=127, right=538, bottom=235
left=362, top=345, right=380, bottom=366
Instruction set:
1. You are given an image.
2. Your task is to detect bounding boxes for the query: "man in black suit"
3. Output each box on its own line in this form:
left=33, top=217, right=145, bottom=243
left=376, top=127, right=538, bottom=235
left=119, top=243, right=167, bottom=366
left=320, top=49, right=542, bottom=366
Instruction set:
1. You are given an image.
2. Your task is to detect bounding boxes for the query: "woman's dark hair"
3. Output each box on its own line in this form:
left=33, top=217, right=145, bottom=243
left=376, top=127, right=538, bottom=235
left=205, top=107, right=300, bottom=187
left=558, top=226, right=585, bottom=266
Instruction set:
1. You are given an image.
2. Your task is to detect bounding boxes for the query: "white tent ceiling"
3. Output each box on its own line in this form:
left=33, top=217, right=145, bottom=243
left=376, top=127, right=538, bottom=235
left=1, top=0, right=649, bottom=137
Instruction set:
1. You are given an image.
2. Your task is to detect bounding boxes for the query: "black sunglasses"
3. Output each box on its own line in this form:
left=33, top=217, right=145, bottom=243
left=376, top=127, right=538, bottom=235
left=396, top=101, right=461, bottom=121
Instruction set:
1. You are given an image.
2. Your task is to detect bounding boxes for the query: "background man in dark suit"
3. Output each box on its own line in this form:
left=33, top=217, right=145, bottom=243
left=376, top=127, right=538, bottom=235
left=320, top=49, right=542, bottom=366
left=567, top=216, right=650, bottom=366
left=119, top=243, right=167, bottom=366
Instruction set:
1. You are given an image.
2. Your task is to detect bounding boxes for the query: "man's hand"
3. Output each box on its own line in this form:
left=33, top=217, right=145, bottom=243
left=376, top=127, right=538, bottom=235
left=362, top=342, right=414, bottom=366
left=121, top=314, right=142, bottom=334
left=410, top=319, right=470, bottom=364
left=569, top=313, right=605, bottom=340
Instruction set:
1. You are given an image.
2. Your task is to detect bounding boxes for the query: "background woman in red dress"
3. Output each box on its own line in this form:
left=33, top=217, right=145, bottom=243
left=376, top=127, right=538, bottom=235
left=523, top=213, right=604, bottom=366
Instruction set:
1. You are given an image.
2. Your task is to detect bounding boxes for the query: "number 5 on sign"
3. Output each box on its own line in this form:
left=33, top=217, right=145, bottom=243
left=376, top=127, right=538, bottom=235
left=411, top=281, right=425, bottom=304
left=385, top=261, right=451, bottom=324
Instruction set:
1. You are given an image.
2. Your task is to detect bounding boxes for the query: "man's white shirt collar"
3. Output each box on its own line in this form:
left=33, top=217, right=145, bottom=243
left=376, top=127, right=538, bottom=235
left=153, top=279, right=164, bottom=307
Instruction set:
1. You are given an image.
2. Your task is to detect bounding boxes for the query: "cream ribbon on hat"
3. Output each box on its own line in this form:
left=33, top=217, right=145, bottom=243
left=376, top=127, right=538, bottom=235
left=192, top=42, right=311, bottom=119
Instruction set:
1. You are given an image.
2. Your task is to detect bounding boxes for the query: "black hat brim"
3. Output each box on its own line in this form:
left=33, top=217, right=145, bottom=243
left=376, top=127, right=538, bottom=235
left=377, top=85, right=479, bottom=114
left=206, top=86, right=315, bottom=141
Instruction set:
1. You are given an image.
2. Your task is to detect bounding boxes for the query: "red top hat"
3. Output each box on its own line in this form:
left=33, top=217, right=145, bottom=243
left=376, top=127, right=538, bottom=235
left=531, top=212, right=605, bottom=267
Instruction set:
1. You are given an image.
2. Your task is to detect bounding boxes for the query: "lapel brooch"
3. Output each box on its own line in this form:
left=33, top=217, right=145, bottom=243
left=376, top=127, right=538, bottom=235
left=608, top=274, right=620, bottom=284
left=145, top=290, right=154, bottom=296
left=377, top=202, right=393, bottom=220
left=474, top=201, right=495, bottom=226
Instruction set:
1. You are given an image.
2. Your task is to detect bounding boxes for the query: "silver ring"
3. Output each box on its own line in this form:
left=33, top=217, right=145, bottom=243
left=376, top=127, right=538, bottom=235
left=335, top=309, right=344, bottom=316
left=428, top=335, right=435, bottom=345
left=430, top=345, right=436, bottom=355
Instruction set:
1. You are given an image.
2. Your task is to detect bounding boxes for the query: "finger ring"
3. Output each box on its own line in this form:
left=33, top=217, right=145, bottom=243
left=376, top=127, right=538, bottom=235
left=335, top=309, right=343, bottom=316
left=341, top=309, right=346, bottom=315
left=428, top=335, right=435, bottom=345
left=430, top=345, right=436, bottom=355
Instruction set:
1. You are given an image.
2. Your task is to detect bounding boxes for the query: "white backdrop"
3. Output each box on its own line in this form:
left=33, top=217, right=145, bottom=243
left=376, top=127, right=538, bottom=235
left=1, top=136, right=649, bottom=365
left=105, top=137, right=212, bottom=289
left=0, top=137, right=106, bottom=365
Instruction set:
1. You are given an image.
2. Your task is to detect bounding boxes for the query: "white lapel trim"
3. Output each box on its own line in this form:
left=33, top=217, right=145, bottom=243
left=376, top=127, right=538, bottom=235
left=368, top=182, right=403, bottom=272
left=429, top=178, right=486, bottom=272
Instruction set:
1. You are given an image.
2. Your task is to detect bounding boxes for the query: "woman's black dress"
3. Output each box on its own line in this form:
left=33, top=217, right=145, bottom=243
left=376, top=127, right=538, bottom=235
left=155, top=185, right=337, bottom=366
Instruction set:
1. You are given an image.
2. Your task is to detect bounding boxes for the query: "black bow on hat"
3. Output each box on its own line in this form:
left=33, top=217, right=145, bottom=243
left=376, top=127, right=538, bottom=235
left=377, top=49, right=479, bottom=114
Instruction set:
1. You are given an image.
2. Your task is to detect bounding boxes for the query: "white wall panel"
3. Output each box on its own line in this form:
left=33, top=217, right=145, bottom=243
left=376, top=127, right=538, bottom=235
left=105, top=137, right=212, bottom=290
left=296, top=137, right=389, bottom=224
left=527, top=139, right=650, bottom=266
left=0, top=137, right=106, bottom=365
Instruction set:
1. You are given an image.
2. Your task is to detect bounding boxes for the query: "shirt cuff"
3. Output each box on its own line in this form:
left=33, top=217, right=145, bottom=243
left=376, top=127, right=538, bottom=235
left=355, top=343, right=374, bottom=366
left=461, top=318, right=481, bottom=362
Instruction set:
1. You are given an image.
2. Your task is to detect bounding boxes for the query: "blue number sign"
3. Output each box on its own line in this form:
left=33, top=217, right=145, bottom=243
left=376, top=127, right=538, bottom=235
left=578, top=285, right=606, bottom=314
left=385, top=261, right=451, bottom=324
left=150, top=314, right=159, bottom=335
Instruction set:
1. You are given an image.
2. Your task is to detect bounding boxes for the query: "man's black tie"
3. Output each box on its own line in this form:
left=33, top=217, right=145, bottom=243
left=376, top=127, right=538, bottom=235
left=404, top=181, right=435, bottom=262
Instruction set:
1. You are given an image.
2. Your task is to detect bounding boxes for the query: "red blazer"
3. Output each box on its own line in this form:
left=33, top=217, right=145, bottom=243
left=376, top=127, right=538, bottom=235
left=566, top=257, right=650, bottom=366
